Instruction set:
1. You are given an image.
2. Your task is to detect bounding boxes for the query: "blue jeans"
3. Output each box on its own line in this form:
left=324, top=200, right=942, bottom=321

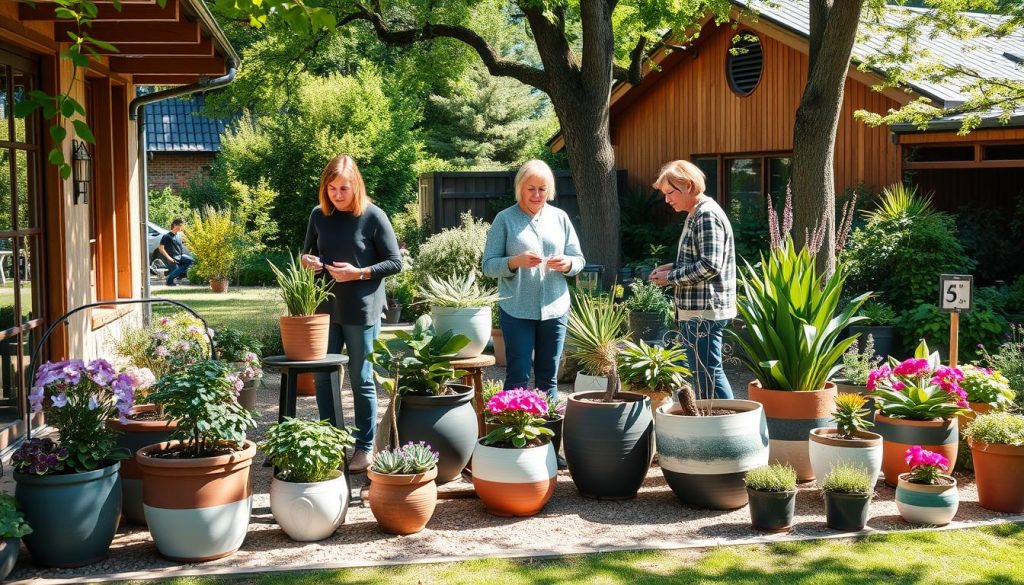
left=679, top=318, right=734, bottom=401
left=500, top=308, right=567, bottom=399
left=165, top=254, right=194, bottom=284
left=315, top=321, right=380, bottom=452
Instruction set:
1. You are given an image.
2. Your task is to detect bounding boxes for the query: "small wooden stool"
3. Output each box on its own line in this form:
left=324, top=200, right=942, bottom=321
left=450, top=354, right=497, bottom=437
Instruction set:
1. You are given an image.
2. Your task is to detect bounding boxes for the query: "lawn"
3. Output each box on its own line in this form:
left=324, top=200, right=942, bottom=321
left=150, top=286, right=283, bottom=332
left=137, top=524, right=1023, bottom=585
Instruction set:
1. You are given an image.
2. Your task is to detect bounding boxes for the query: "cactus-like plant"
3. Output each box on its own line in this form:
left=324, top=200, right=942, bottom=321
left=833, top=393, right=873, bottom=439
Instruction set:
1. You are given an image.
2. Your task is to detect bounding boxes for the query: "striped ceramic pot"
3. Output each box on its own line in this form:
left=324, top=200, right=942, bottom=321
left=895, top=474, right=959, bottom=526
left=874, top=415, right=958, bottom=487
left=655, top=399, right=769, bottom=510
left=106, top=405, right=177, bottom=525
left=472, top=440, right=557, bottom=517
left=748, top=381, right=837, bottom=482
left=137, top=440, right=256, bottom=562
left=808, top=428, right=883, bottom=488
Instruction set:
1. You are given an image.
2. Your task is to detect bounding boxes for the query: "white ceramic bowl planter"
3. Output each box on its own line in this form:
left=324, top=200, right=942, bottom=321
left=431, top=306, right=491, bottom=358
left=269, top=470, right=349, bottom=541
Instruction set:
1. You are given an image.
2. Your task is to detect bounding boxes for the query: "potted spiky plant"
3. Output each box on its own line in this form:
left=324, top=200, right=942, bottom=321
left=420, top=272, right=501, bottom=358
left=268, top=251, right=335, bottom=361
left=809, top=393, right=883, bottom=487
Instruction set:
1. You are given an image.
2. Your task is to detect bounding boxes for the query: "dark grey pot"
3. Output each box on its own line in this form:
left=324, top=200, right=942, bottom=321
left=850, top=325, right=897, bottom=360
left=397, top=385, right=478, bottom=483
left=541, top=415, right=564, bottom=455
left=824, top=491, right=871, bottom=532
left=747, top=488, right=796, bottom=532
left=0, top=538, right=19, bottom=581
left=15, top=463, right=122, bottom=568
left=113, top=423, right=175, bottom=526
left=563, top=391, right=654, bottom=500
left=628, top=311, right=668, bottom=346
left=384, top=305, right=402, bottom=324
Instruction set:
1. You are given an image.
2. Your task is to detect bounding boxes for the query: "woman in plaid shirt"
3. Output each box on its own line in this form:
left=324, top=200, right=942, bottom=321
left=649, top=160, right=737, bottom=400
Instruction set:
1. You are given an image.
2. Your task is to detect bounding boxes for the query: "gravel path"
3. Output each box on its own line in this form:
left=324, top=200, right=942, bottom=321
left=4, top=361, right=1021, bottom=583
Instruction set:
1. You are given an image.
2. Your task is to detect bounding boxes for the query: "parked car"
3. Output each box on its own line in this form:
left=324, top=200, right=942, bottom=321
left=147, top=222, right=189, bottom=276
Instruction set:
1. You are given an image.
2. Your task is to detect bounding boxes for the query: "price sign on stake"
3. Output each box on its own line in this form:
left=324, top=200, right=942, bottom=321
left=939, top=274, right=973, bottom=366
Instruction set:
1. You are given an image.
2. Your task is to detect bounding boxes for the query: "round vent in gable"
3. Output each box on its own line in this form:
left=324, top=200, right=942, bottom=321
left=727, top=33, right=763, bottom=96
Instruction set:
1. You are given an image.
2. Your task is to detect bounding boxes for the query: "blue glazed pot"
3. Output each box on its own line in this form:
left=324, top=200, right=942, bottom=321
left=15, top=463, right=122, bottom=568
left=0, top=537, right=20, bottom=581
left=895, top=473, right=959, bottom=526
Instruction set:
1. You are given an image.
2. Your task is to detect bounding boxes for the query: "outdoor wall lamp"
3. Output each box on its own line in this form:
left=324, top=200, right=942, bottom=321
left=72, top=139, right=92, bottom=205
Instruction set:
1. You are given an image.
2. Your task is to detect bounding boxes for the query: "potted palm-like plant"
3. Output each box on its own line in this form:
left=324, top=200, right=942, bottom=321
left=619, top=340, right=689, bottom=412
left=821, top=462, right=874, bottom=532
left=895, top=446, right=958, bottom=526
left=268, top=251, right=335, bottom=361
left=809, top=394, right=883, bottom=487
left=730, top=237, right=869, bottom=481
left=563, top=293, right=654, bottom=500
left=0, top=495, right=30, bottom=581
left=260, top=418, right=355, bottom=541
left=623, top=280, right=673, bottom=345
left=420, top=272, right=501, bottom=358
left=744, top=464, right=798, bottom=532
left=964, top=412, right=1024, bottom=513
left=367, top=442, right=440, bottom=535
left=136, top=360, right=257, bottom=562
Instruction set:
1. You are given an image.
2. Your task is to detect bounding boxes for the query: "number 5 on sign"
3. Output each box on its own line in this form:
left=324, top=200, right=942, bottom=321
left=939, top=274, right=973, bottom=366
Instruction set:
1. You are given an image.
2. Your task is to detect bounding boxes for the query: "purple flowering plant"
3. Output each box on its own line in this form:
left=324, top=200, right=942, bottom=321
left=482, top=388, right=555, bottom=448
left=15, top=359, right=138, bottom=474
left=11, top=437, right=69, bottom=476
left=904, top=445, right=951, bottom=485
left=113, top=313, right=212, bottom=382
left=868, top=340, right=970, bottom=421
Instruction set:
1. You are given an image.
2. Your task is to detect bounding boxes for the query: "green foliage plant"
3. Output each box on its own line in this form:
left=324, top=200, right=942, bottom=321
left=413, top=212, right=492, bottom=288
left=820, top=462, right=874, bottom=494
left=898, top=300, right=1008, bottom=359
left=963, top=412, right=1024, bottom=447
left=0, top=494, right=31, bottom=539
left=566, top=293, right=629, bottom=400
left=368, top=317, right=470, bottom=397
left=113, top=312, right=212, bottom=381
left=729, top=237, right=870, bottom=391
left=832, top=393, right=874, bottom=439
left=148, top=187, right=190, bottom=229
left=148, top=360, right=257, bottom=458
left=624, top=280, right=673, bottom=321
left=268, top=251, right=335, bottom=317
left=259, top=418, right=355, bottom=483
left=213, top=325, right=263, bottom=363
left=959, top=365, right=1015, bottom=409
left=858, top=301, right=896, bottom=327
left=370, top=442, right=439, bottom=475
left=183, top=206, right=246, bottom=281
left=420, top=272, right=501, bottom=309
left=840, top=334, right=882, bottom=386
left=618, top=340, right=691, bottom=395
left=979, top=324, right=1024, bottom=409
left=744, top=464, right=798, bottom=492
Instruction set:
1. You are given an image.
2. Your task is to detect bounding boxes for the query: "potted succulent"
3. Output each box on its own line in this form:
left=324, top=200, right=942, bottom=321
left=136, top=360, right=257, bottom=562
left=964, top=412, right=1024, bottom=513
left=868, top=340, right=970, bottom=486
left=619, top=340, right=690, bottom=412
left=367, top=442, right=440, bottom=535
left=369, top=316, right=474, bottom=482
left=472, top=388, right=557, bottom=517
left=809, top=393, right=883, bottom=488
left=623, top=280, right=673, bottom=345
left=563, top=293, right=654, bottom=500
left=744, top=464, right=798, bottom=532
left=895, top=446, right=958, bottom=526
left=731, top=238, right=869, bottom=481
left=260, top=418, right=356, bottom=541
left=420, top=272, right=501, bottom=358
left=0, top=494, right=30, bottom=581
left=833, top=335, right=882, bottom=422
left=213, top=325, right=264, bottom=411
left=268, top=251, right=335, bottom=361
left=14, top=359, right=136, bottom=567
left=850, top=300, right=898, bottom=360
left=820, top=462, right=874, bottom=532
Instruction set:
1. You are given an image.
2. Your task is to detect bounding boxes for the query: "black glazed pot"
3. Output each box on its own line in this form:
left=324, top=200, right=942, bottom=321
left=824, top=491, right=871, bottom=532
left=746, top=488, right=796, bottom=532
left=396, top=384, right=477, bottom=483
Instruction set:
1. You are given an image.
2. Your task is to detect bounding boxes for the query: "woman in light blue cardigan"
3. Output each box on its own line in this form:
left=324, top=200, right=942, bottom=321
left=482, top=160, right=585, bottom=399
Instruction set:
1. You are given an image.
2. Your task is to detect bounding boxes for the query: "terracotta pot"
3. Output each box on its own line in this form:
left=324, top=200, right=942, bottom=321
left=209, top=278, right=229, bottom=293
left=491, top=328, right=506, bottom=366
left=957, top=401, right=993, bottom=433
left=895, top=473, right=959, bottom=526
left=136, top=440, right=256, bottom=562
left=279, top=314, right=330, bottom=361
left=106, top=404, right=178, bottom=525
left=874, top=414, right=958, bottom=487
left=969, top=439, right=1024, bottom=513
left=472, top=440, right=557, bottom=517
left=367, top=467, right=438, bottom=535
left=747, top=381, right=837, bottom=482
left=297, top=373, right=316, bottom=396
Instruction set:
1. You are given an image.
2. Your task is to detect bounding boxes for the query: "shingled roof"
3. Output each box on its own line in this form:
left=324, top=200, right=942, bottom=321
left=144, top=95, right=229, bottom=153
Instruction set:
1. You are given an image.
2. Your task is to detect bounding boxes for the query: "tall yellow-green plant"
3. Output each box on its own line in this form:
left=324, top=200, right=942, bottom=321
left=566, top=293, right=628, bottom=401
left=184, top=206, right=245, bottom=281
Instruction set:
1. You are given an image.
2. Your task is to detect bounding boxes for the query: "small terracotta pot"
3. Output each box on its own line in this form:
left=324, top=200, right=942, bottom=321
left=874, top=414, right=958, bottom=487
left=969, top=439, right=1024, bottom=513
left=296, top=373, right=316, bottom=396
left=209, top=278, right=229, bottom=293
left=491, top=328, right=506, bottom=366
left=279, top=314, right=330, bottom=361
left=895, top=473, right=958, bottom=526
left=367, top=467, right=438, bottom=535
left=957, top=401, right=993, bottom=433
left=747, top=381, right=837, bottom=482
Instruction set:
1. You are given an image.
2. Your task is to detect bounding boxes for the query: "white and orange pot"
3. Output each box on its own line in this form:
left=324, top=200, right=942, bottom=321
left=471, top=439, right=557, bottom=517
left=748, top=381, right=837, bottom=482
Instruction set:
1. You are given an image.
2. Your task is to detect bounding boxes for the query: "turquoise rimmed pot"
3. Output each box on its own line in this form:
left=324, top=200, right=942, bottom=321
left=895, top=473, right=959, bottom=526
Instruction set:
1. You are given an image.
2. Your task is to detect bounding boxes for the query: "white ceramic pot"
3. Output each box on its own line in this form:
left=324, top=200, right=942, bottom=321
left=471, top=440, right=556, bottom=517
left=895, top=473, right=959, bottom=526
left=809, top=428, right=883, bottom=488
left=574, top=372, right=611, bottom=394
left=269, top=470, right=348, bottom=541
left=431, top=306, right=491, bottom=358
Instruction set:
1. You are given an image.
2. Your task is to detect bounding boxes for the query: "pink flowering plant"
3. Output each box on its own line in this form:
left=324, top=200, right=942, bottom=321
left=14, top=359, right=138, bottom=474
left=482, top=388, right=555, bottom=448
left=113, top=312, right=212, bottom=380
left=904, top=445, right=951, bottom=485
left=867, top=340, right=970, bottom=421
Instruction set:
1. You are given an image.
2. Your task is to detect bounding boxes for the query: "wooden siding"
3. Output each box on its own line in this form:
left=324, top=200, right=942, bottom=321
left=610, top=22, right=902, bottom=195
left=897, top=127, right=1024, bottom=145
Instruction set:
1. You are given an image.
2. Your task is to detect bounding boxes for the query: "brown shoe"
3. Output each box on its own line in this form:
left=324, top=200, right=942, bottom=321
left=349, top=449, right=372, bottom=474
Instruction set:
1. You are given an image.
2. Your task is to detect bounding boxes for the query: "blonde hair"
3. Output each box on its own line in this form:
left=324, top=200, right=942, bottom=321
left=653, top=160, right=706, bottom=195
left=318, top=154, right=369, bottom=216
left=514, top=159, right=556, bottom=203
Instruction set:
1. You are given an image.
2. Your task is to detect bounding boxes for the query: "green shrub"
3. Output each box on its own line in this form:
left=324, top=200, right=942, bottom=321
left=820, top=462, right=873, bottom=494
left=414, top=211, right=491, bottom=288
left=959, top=364, right=1015, bottom=408
left=184, top=206, right=246, bottom=281
left=148, top=186, right=190, bottom=228
left=620, top=187, right=681, bottom=265
left=979, top=324, right=1024, bottom=408
left=0, top=494, right=31, bottom=539
left=259, top=418, right=355, bottom=483
left=898, top=300, right=1008, bottom=358
left=858, top=301, right=896, bottom=327
left=963, top=412, right=1024, bottom=446
left=840, top=334, right=881, bottom=386
left=235, top=249, right=292, bottom=286
left=624, top=280, right=673, bottom=319
left=744, top=464, right=797, bottom=492
left=391, top=201, right=428, bottom=256
left=1006, top=275, right=1024, bottom=315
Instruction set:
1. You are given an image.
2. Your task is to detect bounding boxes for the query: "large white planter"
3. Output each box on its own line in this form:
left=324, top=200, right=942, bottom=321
left=575, top=372, right=611, bottom=394
left=809, top=428, right=883, bottom=488
left=431, top=306, right=491, bottom=358
left=269, top=470, right=348, bottom=541
left=472, top=440, right=556, bottom=517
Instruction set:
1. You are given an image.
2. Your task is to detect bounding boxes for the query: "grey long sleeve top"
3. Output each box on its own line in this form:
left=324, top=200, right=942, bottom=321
left=482, top=204, right=585, bottom=321
left=302, top=204, right=402, bottom=326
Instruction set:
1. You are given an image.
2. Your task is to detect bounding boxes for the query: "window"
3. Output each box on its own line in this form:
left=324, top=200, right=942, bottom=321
left=727, top=32, right=764, bottom=96
left=708, top=154, right=793, bottom=261
left=694, top=157, right=719, bottom=200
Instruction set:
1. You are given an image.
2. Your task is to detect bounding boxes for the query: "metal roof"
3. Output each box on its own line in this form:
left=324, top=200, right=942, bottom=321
left=144, top=95, right=229, bottom=153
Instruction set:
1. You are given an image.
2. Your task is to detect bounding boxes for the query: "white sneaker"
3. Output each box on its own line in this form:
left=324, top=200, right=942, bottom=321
left=350, top=449, right=372, bottom=474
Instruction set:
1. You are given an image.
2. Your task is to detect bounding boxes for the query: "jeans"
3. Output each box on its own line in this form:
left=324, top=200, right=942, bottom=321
left=679, top=318, right=734, bottom=401
left=165, top=254, right=194, bottom=284
left=500, top=308, right=567, bottom=399
left=315, top=321, right=380, bottom=452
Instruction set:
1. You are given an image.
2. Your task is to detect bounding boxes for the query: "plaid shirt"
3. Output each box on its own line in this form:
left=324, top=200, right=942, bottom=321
left=668, top=198, right=737, bottom=320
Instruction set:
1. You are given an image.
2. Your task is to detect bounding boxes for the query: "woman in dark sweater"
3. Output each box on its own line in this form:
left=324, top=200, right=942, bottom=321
left=300, top=155, right=402, bottom=473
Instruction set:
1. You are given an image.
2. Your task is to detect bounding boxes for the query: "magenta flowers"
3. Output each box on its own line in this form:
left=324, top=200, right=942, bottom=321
left=486, top=388, right=549, bottom=418
left=483, top=388, right=555, bottom=448
left=867, top=340, right=971, bottom=421
left=904, top=445, right=950, bottom=484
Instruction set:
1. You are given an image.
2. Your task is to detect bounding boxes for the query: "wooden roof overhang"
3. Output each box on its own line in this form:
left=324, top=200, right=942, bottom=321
left=16, top=0, right=238, bottom=85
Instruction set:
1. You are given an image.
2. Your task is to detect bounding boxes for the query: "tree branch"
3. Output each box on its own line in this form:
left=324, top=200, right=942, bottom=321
left=622, top=35, right=649, bottom=85
left=520, top=2, right=577, bottom=81
left=580, top=0, right=615, bottom=93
